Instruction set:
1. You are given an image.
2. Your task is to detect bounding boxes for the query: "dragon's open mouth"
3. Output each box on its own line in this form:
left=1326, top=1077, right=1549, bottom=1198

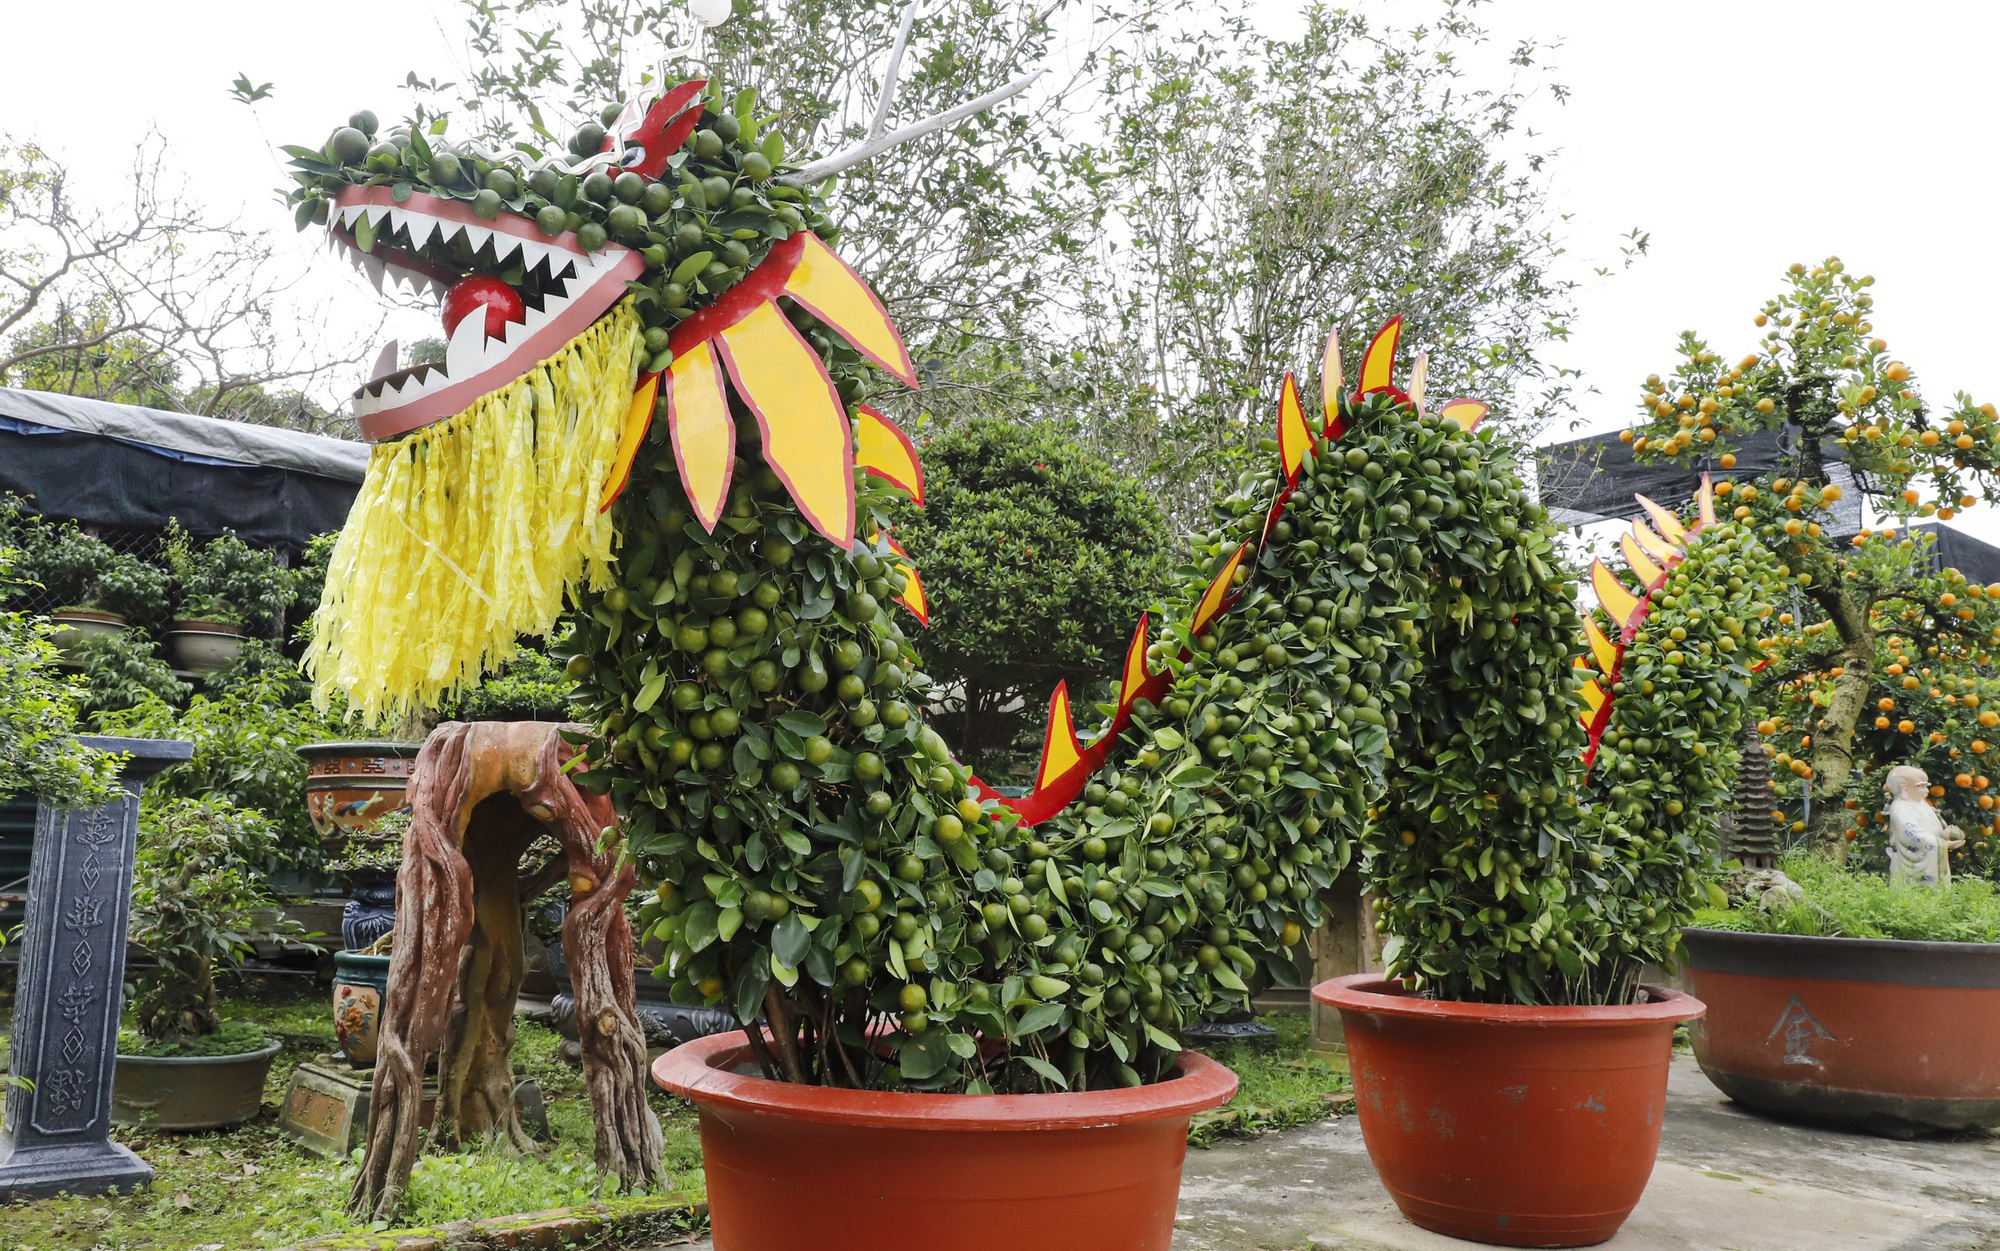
left=328, top=185, right=643, bottom=441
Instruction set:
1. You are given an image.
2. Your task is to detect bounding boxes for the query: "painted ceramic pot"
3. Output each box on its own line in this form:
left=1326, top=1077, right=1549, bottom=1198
left=298, top=741, right=423, bottom=849
left=333, top=950, right=393, bottom=1068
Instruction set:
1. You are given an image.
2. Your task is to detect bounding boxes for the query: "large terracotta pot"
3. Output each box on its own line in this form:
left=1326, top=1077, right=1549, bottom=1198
left=112, top=1039, right=283, bottom=1130
left=298, top=741, right=423, bottom=847
left=1681, top=927, right=2000, bottom=1135
left=1313, top=975, right=1701, bottom=1248
left=653, top=1031, right=1237, bottom=1251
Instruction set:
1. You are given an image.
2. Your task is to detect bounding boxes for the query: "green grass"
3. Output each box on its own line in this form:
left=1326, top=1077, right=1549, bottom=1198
left=1694, top=854, right=2000, bottom=943
left=0, top=980, right=705, bottom=1251
left=1187, top=1011, right=1349, bottom=1147
left=0, top=985, right=1340, bottom=1247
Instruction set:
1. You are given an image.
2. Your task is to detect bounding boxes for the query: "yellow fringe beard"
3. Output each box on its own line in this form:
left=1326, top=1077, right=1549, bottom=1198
left=307, top=298, right=643, bottom=725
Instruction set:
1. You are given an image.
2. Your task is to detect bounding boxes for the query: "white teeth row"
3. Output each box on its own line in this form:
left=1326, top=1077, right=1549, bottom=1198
left=332, top=201, right=593, bottom=290
left=350, top=244, right=631, bottom=419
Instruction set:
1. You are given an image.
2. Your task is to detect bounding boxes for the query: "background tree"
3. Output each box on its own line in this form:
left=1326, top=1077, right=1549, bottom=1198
left=418, top=0, right=1584, bottom=527
left=0, top=548, right=118, bottom=807
left=1625, top=257, right=2000, bottom=851
left=0, top=137, right=368, bottom=434
left=890, top=416, right=1173, bottom=769
left=1062, top=2, right=1587, bottom=522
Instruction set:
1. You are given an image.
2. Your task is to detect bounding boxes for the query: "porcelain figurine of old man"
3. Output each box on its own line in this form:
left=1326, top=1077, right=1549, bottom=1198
left=1884, top=765, right=1964, bottom=887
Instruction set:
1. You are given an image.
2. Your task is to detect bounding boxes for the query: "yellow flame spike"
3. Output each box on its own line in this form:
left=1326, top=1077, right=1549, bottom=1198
left=1634, top=494, right=1687, bottom=545
left=1438, top=398, right=1489, bottom=433
left=1696, top=473, right=1717, bottom=529
left=665, top=342, right=735, bottom=531
left=1277, top=372, right=1312, bottom=482
left=599, top=372, right=662, bottom=511
left=1191, top=544, right=1248, bottom=636
left=782, top=234, right=918, bottom=386
left=1579, top=674, right=1608, bottom=713
left=871, top=530, right=929, bottom=625
left=1355, top=316, right=1404, bottom=398
left=1582, top=617, right=1618, bottom=675
left=1620, top=531, right=1667, bottom=588
left=855, top=406, right=925, bottom=505
left=1591, top=558, right=1644, bottom=630
left=1408, top=353, right=1430, bottom=416
left=716, top=302, right=856, bottom=547
left=1629, top=519, right=1678, bottom=564
left=1115, top=614, right=1154, bottom=713
left=1034, top=682, right=1085, bottom=790
left=1321, top=329, right=1344, bottom=432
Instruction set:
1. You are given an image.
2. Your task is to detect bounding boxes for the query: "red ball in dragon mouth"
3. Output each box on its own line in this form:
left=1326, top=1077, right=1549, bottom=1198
left=441, top=275, right=526, bottom=340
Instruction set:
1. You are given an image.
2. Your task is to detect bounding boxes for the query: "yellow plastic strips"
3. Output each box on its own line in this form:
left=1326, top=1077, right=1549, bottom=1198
left=307, top=299, right=644, bottom=724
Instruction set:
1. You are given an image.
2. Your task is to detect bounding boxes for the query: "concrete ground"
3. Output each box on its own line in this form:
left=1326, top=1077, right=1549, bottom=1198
left=667, top=1056, right=1999, bottom=1251
left=1174, top=1055, right=2000, bottom=1251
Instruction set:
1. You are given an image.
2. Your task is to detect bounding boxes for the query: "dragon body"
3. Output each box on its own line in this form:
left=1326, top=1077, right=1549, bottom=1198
left=299, top=71, right=1777, bottom=1109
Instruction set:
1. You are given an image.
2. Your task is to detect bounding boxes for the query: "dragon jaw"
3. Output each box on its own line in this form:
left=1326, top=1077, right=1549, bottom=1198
left=329, top=186, right=643, bottom=441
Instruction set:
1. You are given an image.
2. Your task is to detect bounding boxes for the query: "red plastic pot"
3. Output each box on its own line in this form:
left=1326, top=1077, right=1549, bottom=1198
left=1312, top=975, right=1702, bottom=1248
left=653, top=1031, right=1238, bottom=1251
left=1681, top=927, right=2000, bottom=1135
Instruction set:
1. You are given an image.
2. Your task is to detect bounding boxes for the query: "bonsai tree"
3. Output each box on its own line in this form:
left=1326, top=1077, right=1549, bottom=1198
left=1622, top=257, right=2000, bottom=851
left=889, top=417, right=1174, bottom=768
left=65, top=628, right=189, bottom=719
left=0, top=547, right=119, bottom=807
left=165, top=525, right=296, bottom=631
left=126, top=796, right=291, bottom=1053
left=9, top=518, right=169, bottom=625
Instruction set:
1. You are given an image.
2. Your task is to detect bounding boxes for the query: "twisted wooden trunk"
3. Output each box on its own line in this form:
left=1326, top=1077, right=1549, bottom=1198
left=349, top=722, right=663, bottom=1222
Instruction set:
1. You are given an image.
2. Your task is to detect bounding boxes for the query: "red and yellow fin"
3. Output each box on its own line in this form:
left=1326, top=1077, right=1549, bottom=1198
left=1353, top=316, right=1406, bottom=402
left=1635, top=494, right=1687, bottom=545
left=782, top=234, right=918, bottom=386
left=1620, top=531, right=1667, bottom=589
left=1591, top=559, right=1645, bottom=633
left=1035, top=682, right=1086, bottom=791
left=1583, top=617, right=1618, bottom=676
left=1115, top=614, right=1157, bottom=715
left=716, top=302, right=856, bottom=548
left=1277, top=372, right=1313, bottom=483
left=1191, top=545, right=1248, bottom=636
left=600, top=372, right=662, bottom=512
left=1321, top=329, right=1345, bottom=436
left=874, top=530, right=928, bottom=625
left=1629, top=519, right=1678, bottom=565
left=856, top=406, right=925, bottom=505
left=1438, top=398, right=1489, bottom=433
left=1694, top=474, right=1717, bottom=530
left=665, top=343, right=735, bottom=531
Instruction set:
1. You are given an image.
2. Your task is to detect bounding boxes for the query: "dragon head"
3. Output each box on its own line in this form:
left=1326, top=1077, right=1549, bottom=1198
left=293, top=33, right=1038, bottom=721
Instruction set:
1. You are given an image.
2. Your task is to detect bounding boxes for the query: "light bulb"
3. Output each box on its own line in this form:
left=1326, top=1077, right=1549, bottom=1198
left=689, top=0, right=731, bottom=27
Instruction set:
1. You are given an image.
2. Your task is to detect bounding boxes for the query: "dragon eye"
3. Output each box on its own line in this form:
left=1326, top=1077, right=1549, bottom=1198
left=620, top=144, right=646, bottom=168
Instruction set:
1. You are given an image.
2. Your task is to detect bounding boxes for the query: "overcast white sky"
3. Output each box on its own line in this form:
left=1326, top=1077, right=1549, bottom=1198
left=5, top=0, right=1997, bottom=464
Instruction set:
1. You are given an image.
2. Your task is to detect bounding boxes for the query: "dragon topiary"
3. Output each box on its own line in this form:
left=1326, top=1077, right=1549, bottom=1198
left=297, top=39, right=1779, bottom=1222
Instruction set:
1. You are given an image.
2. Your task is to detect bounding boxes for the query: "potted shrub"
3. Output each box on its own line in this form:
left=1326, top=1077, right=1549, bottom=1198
left=1682, top=853, right=2000, bottom=1135
left=163, top=528, right=297, bottom=674
left=18, top=522, right=170, bottom=654
left=1288, top=354, right=1780, bottom=1243
left=112, top=796, right=289, bottom=1130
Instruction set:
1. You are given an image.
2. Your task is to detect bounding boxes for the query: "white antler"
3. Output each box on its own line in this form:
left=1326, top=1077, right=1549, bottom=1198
left=868, top=2, right=921, bottom=140
left=787, top=1, right=1045, bottom=185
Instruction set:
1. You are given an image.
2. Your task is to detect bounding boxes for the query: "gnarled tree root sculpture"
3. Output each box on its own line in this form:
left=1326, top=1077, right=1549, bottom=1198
left=349, top=721, right=663, bottom=1222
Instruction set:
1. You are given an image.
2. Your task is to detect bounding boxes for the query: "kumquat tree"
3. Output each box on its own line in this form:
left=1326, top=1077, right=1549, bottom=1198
left=1625, top=257, right=2000, bottom=864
